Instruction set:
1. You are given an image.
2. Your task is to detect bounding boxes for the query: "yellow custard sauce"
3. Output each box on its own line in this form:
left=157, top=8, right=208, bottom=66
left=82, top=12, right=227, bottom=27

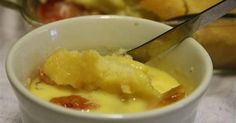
left=28, top=49, right=189, bottom=114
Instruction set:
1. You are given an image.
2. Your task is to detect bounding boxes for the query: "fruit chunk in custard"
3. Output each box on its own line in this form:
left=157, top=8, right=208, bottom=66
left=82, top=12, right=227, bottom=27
left=40, top=49, right=180, bottom=99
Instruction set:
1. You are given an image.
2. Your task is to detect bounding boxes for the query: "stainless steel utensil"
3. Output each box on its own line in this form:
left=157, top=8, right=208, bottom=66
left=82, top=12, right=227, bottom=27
left=128, top=0, right=236, bottom=62
left=0, top=0, right=21, bottom=10
left=0, top=0, right=43, bottom=27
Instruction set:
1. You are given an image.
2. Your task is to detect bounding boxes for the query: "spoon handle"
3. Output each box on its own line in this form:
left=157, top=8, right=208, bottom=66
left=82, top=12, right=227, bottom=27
left=0, top=0, right=22, bottom=11
left=128, top=0, right=236, bottom=62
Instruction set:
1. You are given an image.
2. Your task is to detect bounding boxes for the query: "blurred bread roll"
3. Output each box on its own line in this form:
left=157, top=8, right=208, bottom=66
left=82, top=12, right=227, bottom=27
left=193, top=20, right=236, bottom=68
left=185, top=0, right=221, bottom=14
left=229, top=9, right=236, bottom=14
left=185, top=0, right=236, bottom=14
left=140, top=0, right=186, bottom=20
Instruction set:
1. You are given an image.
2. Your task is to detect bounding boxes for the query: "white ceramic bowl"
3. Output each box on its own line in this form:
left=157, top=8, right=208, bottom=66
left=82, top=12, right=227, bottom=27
left=6, top=15, right=213, bottom=123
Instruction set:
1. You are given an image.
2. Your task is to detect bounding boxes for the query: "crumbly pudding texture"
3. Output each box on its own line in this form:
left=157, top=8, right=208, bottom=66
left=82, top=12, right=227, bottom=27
left=29, top=49, right=185, bottom=113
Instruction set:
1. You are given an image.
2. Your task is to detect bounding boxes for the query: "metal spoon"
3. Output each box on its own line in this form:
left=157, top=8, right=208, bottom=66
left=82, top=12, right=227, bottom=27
left=128, top=0, right=236, bottom=62
left=0, top=1, right=21, bottom=10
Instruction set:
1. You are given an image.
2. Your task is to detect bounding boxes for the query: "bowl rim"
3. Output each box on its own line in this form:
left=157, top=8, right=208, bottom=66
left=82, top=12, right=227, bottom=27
left=6, top=15, right=213, bottom=120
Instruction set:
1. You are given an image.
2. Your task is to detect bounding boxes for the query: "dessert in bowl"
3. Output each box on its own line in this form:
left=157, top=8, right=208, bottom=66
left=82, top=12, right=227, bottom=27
left=6, top=15, right=212, bottom=123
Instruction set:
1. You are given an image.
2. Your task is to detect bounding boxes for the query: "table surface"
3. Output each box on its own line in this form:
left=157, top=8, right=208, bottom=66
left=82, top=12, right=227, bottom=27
left=0, top=6, right=236, bottom=123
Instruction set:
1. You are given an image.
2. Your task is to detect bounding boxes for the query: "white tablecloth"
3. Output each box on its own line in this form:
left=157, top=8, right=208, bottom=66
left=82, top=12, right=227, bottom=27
left=0, top=6, right=236, bottom=123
